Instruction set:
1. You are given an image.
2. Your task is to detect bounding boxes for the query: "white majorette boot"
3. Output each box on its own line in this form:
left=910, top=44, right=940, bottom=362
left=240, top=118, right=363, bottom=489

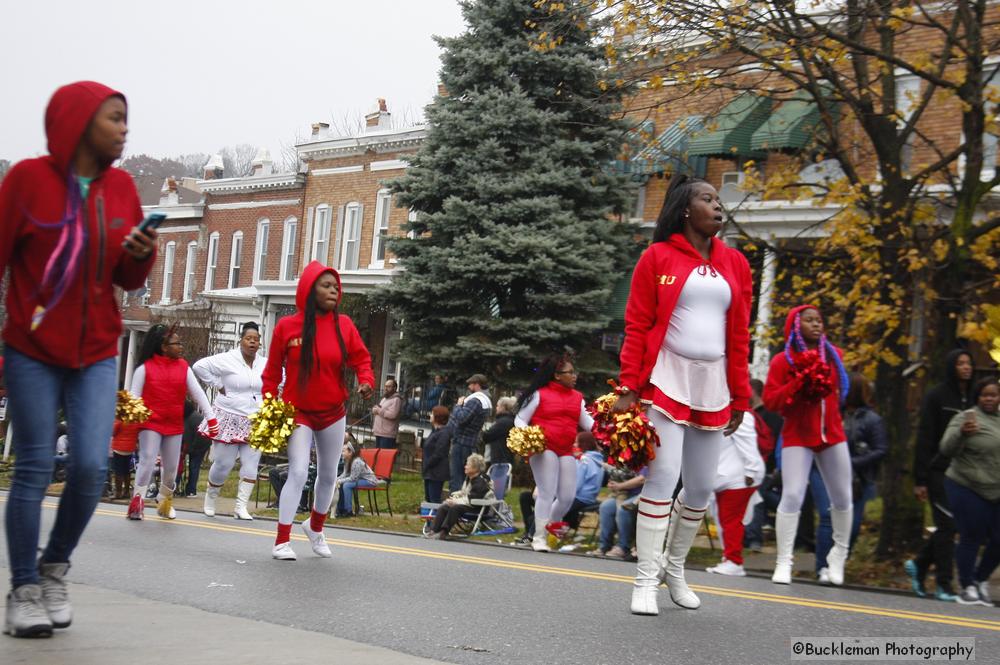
left=660, top=499, right=705, bottom=610
left=826, top=507, right=853, bottom=586
left=233, top=479, right=255, bottom=520
left=156, top=484, right=176, bottom=520
left=203, top=483, right=221, bottom=517
left=531, top=522, right=551, bottom=552
left=631, top=497, right=671, bottom=615
left=771, top=510, right=800, bottom=584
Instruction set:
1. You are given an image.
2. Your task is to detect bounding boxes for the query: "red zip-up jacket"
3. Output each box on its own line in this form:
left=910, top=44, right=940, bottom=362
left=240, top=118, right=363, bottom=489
left=0, top=81, right=154, bottom=368
left=618, top=234, right=753, bottom=411
left=262, top=261, right=375, bottom=428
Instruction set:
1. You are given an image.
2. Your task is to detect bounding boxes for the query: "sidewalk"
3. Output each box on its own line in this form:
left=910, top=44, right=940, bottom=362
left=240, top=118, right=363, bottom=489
left=1, top=573, right=448, bottom=665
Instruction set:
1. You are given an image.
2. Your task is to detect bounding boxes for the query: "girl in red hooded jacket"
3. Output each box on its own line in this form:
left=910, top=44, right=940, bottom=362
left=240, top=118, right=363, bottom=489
left=614, top=174, right=752, bottom=617
left=763, top=305, right=852, bottom=586
left=514, top=354, right=594, bottom=552
left=128, top=324, right=217, bottom=521
left=0, top=82, right=157, bottom=638
left=262, top=261, right=375, bottom=561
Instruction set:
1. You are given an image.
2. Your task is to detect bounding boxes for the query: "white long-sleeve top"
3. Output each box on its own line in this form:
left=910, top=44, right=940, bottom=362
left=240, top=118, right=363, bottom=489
left=714, top=411, right=765, bottom=492
left=514, top=391, right=595, bottom=431
left=131, top=364, right=214, bottom=418
left=192, top=349, right=266, bottom=417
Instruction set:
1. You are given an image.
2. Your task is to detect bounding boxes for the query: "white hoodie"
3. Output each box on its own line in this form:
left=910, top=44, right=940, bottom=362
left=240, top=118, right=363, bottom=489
left=192, top=348, right=266, bottom=417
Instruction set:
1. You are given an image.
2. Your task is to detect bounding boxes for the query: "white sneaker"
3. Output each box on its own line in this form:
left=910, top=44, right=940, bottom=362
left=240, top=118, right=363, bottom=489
left=977, top=581, right=994, bottom=606
left=38, top=563, right=71, bottom=628
left=4, top=584, right=53, bottom=638
left=271, top=542, right=297, bottom=561
left=706, top=559, right=746, bottom=577
left=957, top=585, right=983, bottom=605
left=300, top=522, right=332, bottom=558
left=818, top=567, right=831, bottom=585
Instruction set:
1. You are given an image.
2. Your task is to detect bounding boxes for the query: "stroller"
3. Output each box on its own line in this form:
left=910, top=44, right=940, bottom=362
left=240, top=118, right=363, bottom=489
left=421, top=463, right=517, bottom=538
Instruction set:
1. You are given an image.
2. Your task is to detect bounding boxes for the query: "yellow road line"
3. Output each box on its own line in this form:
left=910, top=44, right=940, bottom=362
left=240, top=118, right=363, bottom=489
left=14, top=498, right=1000, bottom=632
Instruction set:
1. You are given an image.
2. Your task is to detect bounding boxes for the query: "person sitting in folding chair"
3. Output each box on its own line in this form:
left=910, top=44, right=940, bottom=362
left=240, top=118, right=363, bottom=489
left=428, top=453, right=491, bottom=540
left=334, top=442, right=378, bottom=517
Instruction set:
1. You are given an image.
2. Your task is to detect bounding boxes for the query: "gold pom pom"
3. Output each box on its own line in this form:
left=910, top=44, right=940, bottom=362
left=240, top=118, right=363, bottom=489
left=587, top=391, right=658, bottom=471
left=247, top=393, right=297, bottom=454
left=116, top=390, right=152, bottom=424
left=506, top=425, right=546, bottom=459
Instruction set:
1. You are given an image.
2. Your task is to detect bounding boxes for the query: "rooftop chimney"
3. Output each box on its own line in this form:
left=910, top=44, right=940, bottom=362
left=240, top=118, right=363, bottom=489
left=311, top=122, right=330, bottom=140
left=203, top=154, right=224, bottom=180
left=364, top=98, right=391, bottom=133
left=159, top=177, right=179, bottom=206
left=251, top=148, right=273, bottom=176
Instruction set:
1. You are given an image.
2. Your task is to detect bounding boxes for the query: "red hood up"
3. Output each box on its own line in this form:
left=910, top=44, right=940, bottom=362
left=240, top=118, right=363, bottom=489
left=44, top=81, right=125, bottom=173
left=784, top=304, right=820, bottom=340
left=295, top=260, right=343, bottom=311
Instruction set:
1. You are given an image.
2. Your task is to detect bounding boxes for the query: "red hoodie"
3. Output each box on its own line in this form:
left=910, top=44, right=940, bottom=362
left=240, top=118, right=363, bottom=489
left=262, top=261, right=375, bottom=429
left=762, top=305, right=846, bottom=448
left=618, top=234, right=753, bottom=411
left=0, top=81, right=154, bottom=368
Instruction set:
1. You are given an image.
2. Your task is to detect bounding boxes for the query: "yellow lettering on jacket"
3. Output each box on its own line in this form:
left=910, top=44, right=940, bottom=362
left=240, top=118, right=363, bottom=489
left=657, top=275, right=676, bottom=285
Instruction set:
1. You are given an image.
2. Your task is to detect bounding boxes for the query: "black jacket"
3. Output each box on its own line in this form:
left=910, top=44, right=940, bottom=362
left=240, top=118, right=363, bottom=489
left=845, top=406, right=888, bottom=485
left=482, top=413, right=515, bottom=466
left=914, top=349, right=973, bottom=485
left=422, top=426, right=452, bottom=482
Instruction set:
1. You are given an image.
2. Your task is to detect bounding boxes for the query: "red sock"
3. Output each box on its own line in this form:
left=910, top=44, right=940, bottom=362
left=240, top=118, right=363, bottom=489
left=275, top=523, right=292, bottom=546
left=310, top=510, right=326, bottom=533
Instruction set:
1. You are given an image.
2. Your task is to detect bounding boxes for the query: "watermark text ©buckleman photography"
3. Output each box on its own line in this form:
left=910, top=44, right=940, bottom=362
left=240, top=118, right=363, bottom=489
left=790, top=637, right=975, bottom=661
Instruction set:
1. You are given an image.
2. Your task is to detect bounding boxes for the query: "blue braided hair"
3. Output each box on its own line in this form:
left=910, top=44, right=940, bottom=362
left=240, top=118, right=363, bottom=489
left=783, top=310, right=849, bottom=405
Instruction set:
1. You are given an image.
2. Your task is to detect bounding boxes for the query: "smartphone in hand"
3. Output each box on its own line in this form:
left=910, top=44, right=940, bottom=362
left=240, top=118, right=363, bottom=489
left=137, top=212, right=167, bottom=234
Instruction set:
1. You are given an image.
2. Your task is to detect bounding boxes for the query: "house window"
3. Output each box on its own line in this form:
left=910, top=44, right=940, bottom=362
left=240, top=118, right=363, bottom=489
left=280, top=217, right=298, bottom=280
left=895, top=75, right=921, bottom=172
left=228, top=231, right=243, bottom=288
left=205, top=232, right=220, bottom=291
left=406, top=208, right=418, bottom=240
left=632, top=184, right=646, bottom=221
left=312, top=205, right=331, bottom=263
left=255, top=218, right=270, bottom=282
left=959, top=66, right=1000, bottom=180
left=140, top=279, right=150, bottom=306
left=370, top=189, right=392, bottom=268
left=160, top=241, right=176, bottom=303
left=182, top=241, right=197, bottom=301
left=340, top=202, right=362, bottom=271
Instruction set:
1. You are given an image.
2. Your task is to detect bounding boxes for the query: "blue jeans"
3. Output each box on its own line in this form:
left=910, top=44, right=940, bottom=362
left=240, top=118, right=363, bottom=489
left=598, top=497, right=638, bottom=551
left=450, top=444, right=474, bottom=493
left=744, top=483, right=781, bottom=547
left=424, top=479, right=444, bottom=504
left=851, top=480, right=877, bottom=548
left=810, top=465, right=832, bottom=572
left=374, top=436, right=397, bottom=449
left=944, top=477, right=1000, bottom=588
left=337, top=479, right=377, bottom=515
left=4, top=347, right=117, bottom=588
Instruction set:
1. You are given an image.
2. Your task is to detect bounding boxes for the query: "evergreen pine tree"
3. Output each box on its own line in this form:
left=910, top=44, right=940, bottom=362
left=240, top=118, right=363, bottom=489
left=377, top=0, right=638, bottom=385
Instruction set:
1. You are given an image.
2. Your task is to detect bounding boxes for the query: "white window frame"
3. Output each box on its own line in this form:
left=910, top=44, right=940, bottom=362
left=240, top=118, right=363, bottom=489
left=280, top=216, right=298, bottom=280
left=369, top=189, right=392, bottom=269
left=205, top=232, right=220, bottom=291
left=254, top=218, right=270, bottom=282
left=340, top=202, right=362, bottom=271
left=895, top=73, right=921, bottom=173
left=312, top=205, right=331, bottom=263
left=160, top=241, right=176, bottom=304
left=182, top=241, right=197, bottom=301
left=228, top=231, right=243, bottom=289
left=958, top=61, right=1000, bottom=181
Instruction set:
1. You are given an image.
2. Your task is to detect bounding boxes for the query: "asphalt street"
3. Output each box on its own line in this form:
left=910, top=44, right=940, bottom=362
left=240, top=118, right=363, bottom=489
left=1, top=494, right=998, bottom=665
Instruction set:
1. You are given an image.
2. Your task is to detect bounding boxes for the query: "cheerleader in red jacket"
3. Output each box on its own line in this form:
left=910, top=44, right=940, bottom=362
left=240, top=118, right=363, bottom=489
left=764, top=305, right=852, bottom=586
left=615, top=175, right=752, bottom=616
left=514, top=354, right=595, bottom=552
left=263, top=261, right=375, bottom=561
left=128, top=324, right=217, bottom=521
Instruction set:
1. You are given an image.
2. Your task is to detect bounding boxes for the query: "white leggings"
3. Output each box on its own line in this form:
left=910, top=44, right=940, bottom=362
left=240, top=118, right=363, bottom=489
left=639, top=410, right=723, bottom=510
left=529, top=450, right=578, bottom=526
left=777, top=443, right=853, bottom=513
left=135, top=430, right=182, bottom=493
left=207, top=443, right=262, bottom=485
left=278, top=418, right=346, bottom=525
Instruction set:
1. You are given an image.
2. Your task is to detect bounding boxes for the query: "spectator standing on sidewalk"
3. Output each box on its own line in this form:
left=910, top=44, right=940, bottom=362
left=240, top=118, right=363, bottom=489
left=939, top=377, right=1000, bottom=607
left=483, top=396, right=516, bottom=466
left=906, top=349, right=974, bottom=601
left=449, top=374, right=492, bottom=492
left=372, top=378, right=404, bottom=449
left=421, top=406, right=453, bottom=503
left=0, top=81, right=157, bottom=638
left=192, top=321, right=266, bottom=520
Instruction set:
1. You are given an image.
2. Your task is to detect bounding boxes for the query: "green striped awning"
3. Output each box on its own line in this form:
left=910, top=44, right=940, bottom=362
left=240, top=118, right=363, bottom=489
left=750, top=95, right=823, bottom=151
left=631, top=115, right=708, bottom=176
left=687, top=93, right=772, bottom=157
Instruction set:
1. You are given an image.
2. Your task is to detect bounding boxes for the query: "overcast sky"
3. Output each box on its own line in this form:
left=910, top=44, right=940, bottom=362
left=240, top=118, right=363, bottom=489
left=1, top=0, right=466, bottom=164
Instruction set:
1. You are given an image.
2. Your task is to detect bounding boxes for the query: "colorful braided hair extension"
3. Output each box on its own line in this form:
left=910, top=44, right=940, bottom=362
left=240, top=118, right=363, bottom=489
left=783, top=310, right=850, bottom=404
left=28, top=170, right=89, bottom=331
